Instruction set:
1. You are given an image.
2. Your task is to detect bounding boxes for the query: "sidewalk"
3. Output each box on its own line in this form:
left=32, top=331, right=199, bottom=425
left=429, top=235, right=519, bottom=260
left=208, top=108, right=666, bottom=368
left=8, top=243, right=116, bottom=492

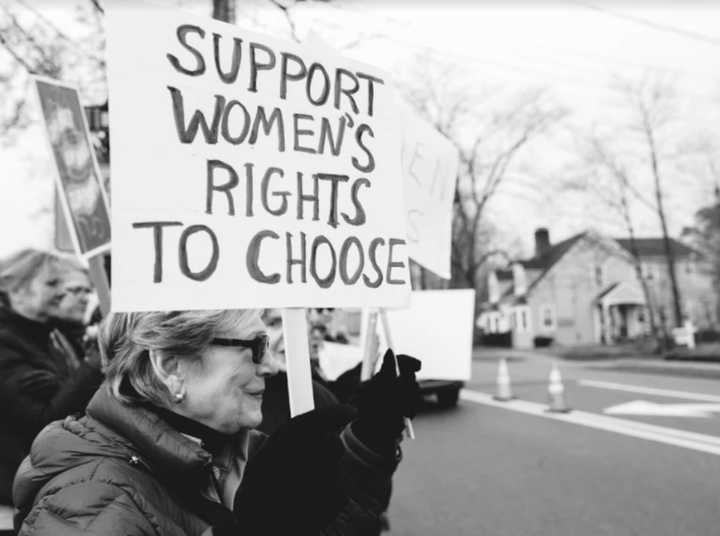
left=588, top=357, right=720, bottom=379
left=473, top=345, right=720, bottom=379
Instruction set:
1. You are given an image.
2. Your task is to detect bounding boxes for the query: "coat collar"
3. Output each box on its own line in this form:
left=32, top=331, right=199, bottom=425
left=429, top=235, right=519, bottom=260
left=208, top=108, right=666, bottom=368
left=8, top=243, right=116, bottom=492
left=0, top=306, right=51, bottom=342
left=86, top=384, right=215, bottom=476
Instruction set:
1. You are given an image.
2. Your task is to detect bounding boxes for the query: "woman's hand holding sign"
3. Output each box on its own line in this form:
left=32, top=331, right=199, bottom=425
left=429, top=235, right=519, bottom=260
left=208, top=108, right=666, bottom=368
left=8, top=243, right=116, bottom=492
left=352, top=349, right=421, bottom=458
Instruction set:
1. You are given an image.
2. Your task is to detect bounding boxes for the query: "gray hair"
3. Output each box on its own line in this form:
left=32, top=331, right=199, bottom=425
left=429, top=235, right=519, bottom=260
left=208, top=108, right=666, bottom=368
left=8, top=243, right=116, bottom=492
left=0, top=249, right=86, bottom=308
left=100, top=309, right=259, bottom=406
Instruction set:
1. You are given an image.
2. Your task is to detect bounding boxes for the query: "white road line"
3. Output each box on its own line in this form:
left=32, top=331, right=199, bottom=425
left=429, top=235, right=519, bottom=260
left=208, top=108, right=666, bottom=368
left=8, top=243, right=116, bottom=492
left=460, top=389, right=720, bottom=456
left=577, top=379, right=720, bottom=403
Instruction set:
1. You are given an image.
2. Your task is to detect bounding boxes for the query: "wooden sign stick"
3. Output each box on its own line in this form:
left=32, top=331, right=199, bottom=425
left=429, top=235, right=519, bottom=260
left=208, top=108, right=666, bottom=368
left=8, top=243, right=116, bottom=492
left=379, top=308, right=416, bottom=440
left=361, top=310, right=379, bottom=381
left=88, top=256, right=111, bottom=316
left=282, top=308, right=315, bottom=417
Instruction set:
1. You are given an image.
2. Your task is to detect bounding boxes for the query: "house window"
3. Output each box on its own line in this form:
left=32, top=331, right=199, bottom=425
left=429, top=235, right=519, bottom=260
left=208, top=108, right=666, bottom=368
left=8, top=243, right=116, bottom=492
left=514, top=306, right=531, bottom=333
left=642, top=262, right=657, bottom=281
left=595, top=265, right=603, bottom=287
left=540, top=304, right=556, bottom=331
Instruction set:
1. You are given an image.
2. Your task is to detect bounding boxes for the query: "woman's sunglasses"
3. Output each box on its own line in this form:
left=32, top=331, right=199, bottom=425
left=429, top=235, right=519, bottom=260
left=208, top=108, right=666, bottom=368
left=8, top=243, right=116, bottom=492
left=211, top=334, right=270, bottom=364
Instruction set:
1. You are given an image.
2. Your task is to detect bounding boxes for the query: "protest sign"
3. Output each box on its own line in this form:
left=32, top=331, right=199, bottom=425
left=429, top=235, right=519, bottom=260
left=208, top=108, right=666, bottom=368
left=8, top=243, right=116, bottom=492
left=106, top=4, right=410, bottom=312
left=54, top=192, right=74, bottom=253
left=400, top=104, right=459, bottom=279
left=304, top=33, right=458, bottom=280
left=382, top=290, right=475, bottom=381
left=35, top=77, right=111, bottom=258
left=319, top=341, right=364, bottom=382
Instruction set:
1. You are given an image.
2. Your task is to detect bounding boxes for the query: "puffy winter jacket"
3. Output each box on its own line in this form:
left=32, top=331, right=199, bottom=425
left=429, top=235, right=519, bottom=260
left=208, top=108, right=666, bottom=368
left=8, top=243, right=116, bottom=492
left=13, top=384, right=395, bottom=535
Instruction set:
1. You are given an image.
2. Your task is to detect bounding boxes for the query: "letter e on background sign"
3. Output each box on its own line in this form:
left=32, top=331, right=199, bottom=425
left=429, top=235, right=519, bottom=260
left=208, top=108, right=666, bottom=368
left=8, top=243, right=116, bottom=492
left=400, top=102, right=459, bottom=279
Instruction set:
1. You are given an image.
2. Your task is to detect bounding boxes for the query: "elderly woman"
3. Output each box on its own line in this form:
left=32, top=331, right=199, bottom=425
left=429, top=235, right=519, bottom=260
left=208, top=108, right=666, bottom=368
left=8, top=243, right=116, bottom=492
left=13, top=308, right=420, bottom=535
left=49, top=260, right=95, bottom=360
left=0, top=249, right=102, bottom=506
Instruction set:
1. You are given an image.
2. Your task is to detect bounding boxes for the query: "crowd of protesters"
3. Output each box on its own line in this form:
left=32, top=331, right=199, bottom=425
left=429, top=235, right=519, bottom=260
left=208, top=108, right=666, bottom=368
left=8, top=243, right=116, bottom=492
left=0, top=248, right=420, bottom=536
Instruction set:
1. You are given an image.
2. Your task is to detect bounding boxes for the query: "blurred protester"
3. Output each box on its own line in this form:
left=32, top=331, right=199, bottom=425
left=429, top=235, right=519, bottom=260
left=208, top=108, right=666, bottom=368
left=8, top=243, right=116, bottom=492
left=307, top=309, right=363, bottom=403
left=0, top=249, right=103, bottom=506
left=49, top=261, right=105, bottom=376
left=259, top=308, right=338, bottom=435
left=12, top=309, right=420, bottom=535
left=50, top=260, right=93, bottom=357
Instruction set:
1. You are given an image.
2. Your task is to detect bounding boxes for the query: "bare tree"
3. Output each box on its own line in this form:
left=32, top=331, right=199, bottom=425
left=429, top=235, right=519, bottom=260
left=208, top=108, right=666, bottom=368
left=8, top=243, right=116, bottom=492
left=613, top=76, right=685, bottom=328
left=404, top=60, right=566, bottom=290
left=0, top=1, right=105, bottom=140
left=683, top=181, right=720, bottom=324
left=571, top=133, right=665, bottom=348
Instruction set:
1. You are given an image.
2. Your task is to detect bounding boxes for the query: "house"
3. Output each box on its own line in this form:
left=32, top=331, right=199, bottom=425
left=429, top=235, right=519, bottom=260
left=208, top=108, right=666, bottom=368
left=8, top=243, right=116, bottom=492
left=478, top=228, right=718, bottom=348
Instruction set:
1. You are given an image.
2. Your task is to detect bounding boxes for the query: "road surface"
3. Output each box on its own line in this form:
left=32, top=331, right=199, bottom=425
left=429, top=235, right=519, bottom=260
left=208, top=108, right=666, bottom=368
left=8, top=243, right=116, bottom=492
left=387, top=350, right=720, bottom=536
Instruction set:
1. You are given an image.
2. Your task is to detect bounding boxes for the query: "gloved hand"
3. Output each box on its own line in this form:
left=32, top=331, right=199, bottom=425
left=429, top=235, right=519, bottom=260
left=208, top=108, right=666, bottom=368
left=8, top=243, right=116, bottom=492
left=352, top=349, right=421, bottom=458
left=234, top=404, right=357, bottom=534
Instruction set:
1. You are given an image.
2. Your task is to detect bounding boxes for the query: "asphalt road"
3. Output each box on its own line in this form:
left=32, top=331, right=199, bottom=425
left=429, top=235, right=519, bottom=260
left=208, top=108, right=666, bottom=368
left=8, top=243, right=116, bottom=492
left=387, top=351, right=720, bottom=536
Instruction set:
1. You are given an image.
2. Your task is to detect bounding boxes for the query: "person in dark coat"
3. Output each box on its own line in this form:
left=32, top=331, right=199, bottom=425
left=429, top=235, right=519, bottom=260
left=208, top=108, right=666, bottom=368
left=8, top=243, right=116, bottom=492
left=0, top=249, right=103, bottom=505
left=258, top=308, right=352, bottom=436
left=13, top=308, right=420, bottom=535
left=49, top=262, right=94, bottom=359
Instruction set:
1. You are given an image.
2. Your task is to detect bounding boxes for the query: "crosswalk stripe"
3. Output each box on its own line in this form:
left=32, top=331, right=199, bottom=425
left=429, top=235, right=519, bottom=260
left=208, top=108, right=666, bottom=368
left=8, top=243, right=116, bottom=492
left=460, top=389, right=720, bottom=456
left=577, top=379, right=720, bottom=403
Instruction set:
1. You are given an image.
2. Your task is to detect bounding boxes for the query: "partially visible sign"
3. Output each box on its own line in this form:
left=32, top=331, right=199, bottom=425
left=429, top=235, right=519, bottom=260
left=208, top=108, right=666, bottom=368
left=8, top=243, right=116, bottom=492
left=35, top=77, right=111, bottom=258
left=53, top=191, right=74, bottom=253
left=383, top=289, right=475, bottom=381
left=400, top=104, right=459, bottom=279
left=106, top=4, right=410, bottom=312
left=318, top=341, right=364, bottom=381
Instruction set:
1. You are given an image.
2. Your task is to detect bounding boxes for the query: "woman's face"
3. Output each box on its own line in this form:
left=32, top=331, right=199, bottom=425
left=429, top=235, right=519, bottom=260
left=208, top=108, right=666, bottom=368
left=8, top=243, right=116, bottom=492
left=181, top=313, right=276, bottom=434
left=9, top=265, right=65, bottom=322
left=55, top=271, right=92, bottom=323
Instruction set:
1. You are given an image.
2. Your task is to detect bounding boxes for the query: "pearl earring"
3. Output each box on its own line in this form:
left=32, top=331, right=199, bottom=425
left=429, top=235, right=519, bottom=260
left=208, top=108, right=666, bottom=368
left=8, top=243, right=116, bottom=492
left=174, top=391, right=185, bottom=403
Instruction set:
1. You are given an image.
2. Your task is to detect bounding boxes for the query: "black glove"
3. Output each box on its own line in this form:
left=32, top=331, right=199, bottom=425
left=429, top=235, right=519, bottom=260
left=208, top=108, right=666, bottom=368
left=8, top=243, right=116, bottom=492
left=234, top=404, right=357, bottom=534
left=352, top=349, right=421, bottom=458
left=328, top=361, right=363, bottom=403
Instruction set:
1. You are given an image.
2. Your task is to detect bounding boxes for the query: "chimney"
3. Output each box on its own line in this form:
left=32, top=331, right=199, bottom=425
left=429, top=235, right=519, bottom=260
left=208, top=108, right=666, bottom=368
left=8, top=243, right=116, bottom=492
left=534, top=228, right=551, bottom=258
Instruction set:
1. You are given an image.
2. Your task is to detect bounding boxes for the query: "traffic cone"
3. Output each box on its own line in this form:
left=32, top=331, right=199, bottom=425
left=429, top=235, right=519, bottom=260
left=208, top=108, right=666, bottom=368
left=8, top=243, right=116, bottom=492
left=493, top=357, right=514, bottom=401
left=547, top=362, right=571, bottom=413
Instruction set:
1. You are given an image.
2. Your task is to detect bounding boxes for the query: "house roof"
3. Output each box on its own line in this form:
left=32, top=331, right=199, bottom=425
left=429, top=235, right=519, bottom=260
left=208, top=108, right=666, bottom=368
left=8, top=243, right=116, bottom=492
left=519, top=232, right=586, bottom=289
left=499, top=233, right=586, bottom=301
left=614, top=238, right=696, bottom=258
left=495, top=232, right=695, bottom=304
left=594, top=282, right=620, bottom=302
left=595, top=281, right=646, bottom=306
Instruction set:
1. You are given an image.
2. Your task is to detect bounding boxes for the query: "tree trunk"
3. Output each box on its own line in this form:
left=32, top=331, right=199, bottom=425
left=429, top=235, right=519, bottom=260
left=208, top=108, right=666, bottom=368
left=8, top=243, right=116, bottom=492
left=617, top=187, right=663, bottom=350
left=627, top=228, right=665, bottom=350
left=645, top=123, right=683, bottom=328
left=213, top=0, right=235, bottom=23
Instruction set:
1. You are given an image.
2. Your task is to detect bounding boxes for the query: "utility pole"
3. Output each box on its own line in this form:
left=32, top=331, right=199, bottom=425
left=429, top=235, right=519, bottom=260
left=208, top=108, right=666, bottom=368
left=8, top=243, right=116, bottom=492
left=213, top=0, right=236, bottom=23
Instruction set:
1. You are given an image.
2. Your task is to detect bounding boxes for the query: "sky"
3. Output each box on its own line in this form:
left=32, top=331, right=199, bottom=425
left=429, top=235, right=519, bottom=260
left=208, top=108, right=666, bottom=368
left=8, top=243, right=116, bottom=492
left=1, top=0, right=719, bottom=258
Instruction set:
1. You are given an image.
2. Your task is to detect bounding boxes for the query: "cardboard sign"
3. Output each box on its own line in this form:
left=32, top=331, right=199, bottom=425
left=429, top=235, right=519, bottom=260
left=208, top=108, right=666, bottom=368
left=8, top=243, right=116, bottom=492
left=318, top=341, right=364, bottom=382
left=35, top=77, right=111, bottom=258
left=106, top=4, right=410, bottom=311
left=383, top=289, right=474, bottom=381
left=400, top=104, right=459, bottom=279
left=54, top=191, right=75, bottom=253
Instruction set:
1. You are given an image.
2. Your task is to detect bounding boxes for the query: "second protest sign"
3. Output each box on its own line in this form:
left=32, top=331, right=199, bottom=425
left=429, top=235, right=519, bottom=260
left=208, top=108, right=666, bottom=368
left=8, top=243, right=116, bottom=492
left=106, top=4, right=410, bottom=311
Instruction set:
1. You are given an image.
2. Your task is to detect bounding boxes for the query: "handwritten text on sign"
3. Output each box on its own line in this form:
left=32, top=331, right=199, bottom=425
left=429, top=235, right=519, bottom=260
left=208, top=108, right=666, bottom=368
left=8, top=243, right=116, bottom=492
left=107, top=5, right=410, bottom=311
left=400, top=103, right=459, bottom=279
